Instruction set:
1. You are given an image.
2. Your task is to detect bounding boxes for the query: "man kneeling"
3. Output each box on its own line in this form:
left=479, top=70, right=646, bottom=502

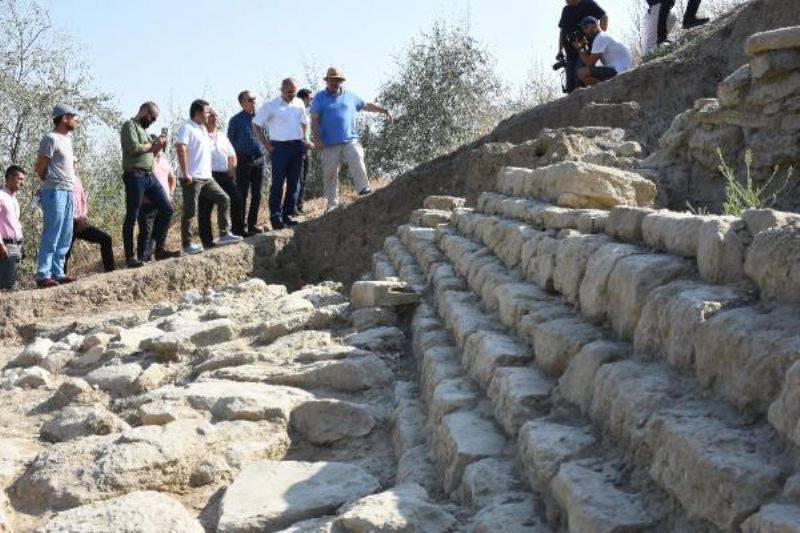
left=575, top=16, right=633, bottom=87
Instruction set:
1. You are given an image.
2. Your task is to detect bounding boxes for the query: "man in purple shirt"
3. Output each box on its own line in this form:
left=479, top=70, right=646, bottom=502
left=310, top=67, right=392, bottom=213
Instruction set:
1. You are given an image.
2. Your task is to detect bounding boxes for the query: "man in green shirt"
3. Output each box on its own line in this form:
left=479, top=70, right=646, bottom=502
left=120, top=102, right=178, bottom=267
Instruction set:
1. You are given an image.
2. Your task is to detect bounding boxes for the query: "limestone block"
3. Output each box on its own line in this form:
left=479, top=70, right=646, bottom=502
left=488, top=367, right=553, bottom=436
left=745, top=224, right=800, bottom=304
left=541, top=206, right=581, bottom=230
left=335, top=483, right=457, bottom=532
left=741, top=504, right=800, bottom=532
left=605, top=206, right=654, bottom=242
left=743, top=208, right=800, bottom=236
left=606, top=253, right=692, bottom=340
left=579, top=242, right=645, bottom=323
left=344, top=326, right=405, bottom=352
left=472, top=493, right=549, bottom=533
left=431, top=410, right=507, bottom=493
left=410, top=209, right=451, bottom=228
left=697, top=216, right=750, bottom=283
left=138, top=399, right=202, bottom=426
left=495, top=282, right=549, bottom=329
left=420, top=346, right=462, bottom=401
left=575, top=209, right=609, bottom=234
left=429, top=378, right=481, bottom=423
left=648, top=416, right=785, bottom=531
left=391, top=397, right=427, bottom=458
left=553, top=233, right=612, bottom=304
left=533, top=318, right=605, bottom=376
left=526, top=233, right=560, bottom=291
left=641, top=211, right=707, bottom=257
left=424, top=195, right=465, bottom=211
left=37, top=491, right=204, bottom=533
left=551, top=461, right=653, bottom=533
left=397, top=446, right=440, bottom=495
left=557, top=341, right=629, bottom=414
left=746, top=26, right=800, bottom=57
left=496, top=224, right=539, bottom=269
left=457, top=458, right=526, bottom=507
left=350, top=281, right=419, bottom=309
left=528, top=161, right=657, bottom=209
left=768, top=360, right=800, bottom=448
left=14, top=366, right=52, bottom=389
left=634, top=280, right=751, bottom=367
left=216, top=461, right=379, bottom=532
left=517, top=420, right=595, bottom=487
left=752, top=48, right=800, bottom=80
left=496, top=167, right=532, bottom=196
left=694, top=305, right=800, bottom=412
left=351, top=307, right=397, bottom=331
left=41, top=404, right=129, bottom=443
left=84, top=363, right=143, bottom=396
left=47, top=378, right=107, bottom=410
left=479, top=267, right=521, bottom=313
left=747, top=71, right=800, bottom=107
left=445, top=300, right=503, bottom=349
left=516, top=301, right=575, bottom=346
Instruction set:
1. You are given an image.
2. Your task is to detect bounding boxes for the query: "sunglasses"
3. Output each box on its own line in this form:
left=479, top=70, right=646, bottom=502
left=246, top=97, right=256, bottom=102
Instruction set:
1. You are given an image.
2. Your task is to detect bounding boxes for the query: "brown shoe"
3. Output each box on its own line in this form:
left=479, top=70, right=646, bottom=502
left=36, top=277, right=59, bottom=288
left=57, top=276, right=77, bottom=284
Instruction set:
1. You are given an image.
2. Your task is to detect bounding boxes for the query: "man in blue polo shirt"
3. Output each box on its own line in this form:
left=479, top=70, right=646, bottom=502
left=310, top=67, right=392, bottom=213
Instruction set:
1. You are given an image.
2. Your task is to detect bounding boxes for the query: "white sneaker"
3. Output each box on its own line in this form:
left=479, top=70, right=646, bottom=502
left=183, top=243, right=204, bottom=255
left=217, top=233, right=244, bottom=246
left=324, top=204, right=339, bottom=214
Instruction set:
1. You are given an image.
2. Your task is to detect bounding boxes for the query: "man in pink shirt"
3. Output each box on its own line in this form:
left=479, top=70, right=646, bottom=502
left=65, top=174, right=115, bottom=273
left=0, top=165, right=26, bottom=290
left=138, top=136, right=176, bottom=261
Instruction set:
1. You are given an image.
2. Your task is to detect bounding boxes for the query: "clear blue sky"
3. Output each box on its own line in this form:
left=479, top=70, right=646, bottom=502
left=47, top=0, right=638, bottom=130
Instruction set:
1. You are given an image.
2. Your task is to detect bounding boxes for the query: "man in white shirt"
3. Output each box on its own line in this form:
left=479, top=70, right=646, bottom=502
left=575, top=16, right=634, bottom=86
left=252, top=78, right=311, bottom=230
left=176, top=99, right=240, bottom=254
left=199, top=108, right=244, bottom=248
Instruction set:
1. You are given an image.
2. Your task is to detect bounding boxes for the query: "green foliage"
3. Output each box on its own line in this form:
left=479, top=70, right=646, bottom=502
left=641, top=42, right=675, bottom=63
left=717, top=148, right=793, bottom=217
left=362, top=17, right=506, bottom=177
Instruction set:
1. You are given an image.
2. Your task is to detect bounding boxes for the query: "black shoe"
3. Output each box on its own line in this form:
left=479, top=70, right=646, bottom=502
left=246, top=226, right=265, bottom=236
left=683, top=17, right=709, bottom=29
left=282, top=218, right=298, bottom=227
left=126, top=258, right=144, bottom=268
left=270, top=218, right=285, bottom=230
left=296, top=206, right=305, bottom=214
left=358, top=188, right=372, bottom=196
left=202, top=242, right=217, bottom=250
left=154, top=249, right=181, bottom=261
left=36, top=277, right=59, bottom=288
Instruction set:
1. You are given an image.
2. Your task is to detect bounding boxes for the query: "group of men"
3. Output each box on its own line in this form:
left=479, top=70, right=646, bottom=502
left=0, top=67, right=391, bottom=290
left=558, top=0, right=710, bottom=93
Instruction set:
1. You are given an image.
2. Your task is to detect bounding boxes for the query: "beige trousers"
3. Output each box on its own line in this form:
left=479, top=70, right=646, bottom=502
left=322, top=141, right=369, bottom=208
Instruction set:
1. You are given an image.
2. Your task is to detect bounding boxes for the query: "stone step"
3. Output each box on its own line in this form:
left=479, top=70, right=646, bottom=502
left=387, top=219, right=796, bottom=530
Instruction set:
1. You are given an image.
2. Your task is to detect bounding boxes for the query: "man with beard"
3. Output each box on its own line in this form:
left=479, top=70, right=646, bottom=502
left=120, top=102, right=179, bottom=267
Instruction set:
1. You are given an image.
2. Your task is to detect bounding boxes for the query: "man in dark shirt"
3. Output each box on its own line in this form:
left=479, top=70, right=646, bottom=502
left=227, top=90, right=265, bottom=236
left=558, top=0, right=608, bottom=93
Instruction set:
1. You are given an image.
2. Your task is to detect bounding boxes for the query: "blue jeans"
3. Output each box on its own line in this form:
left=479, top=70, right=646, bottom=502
left=37, top=188, right=74, bottom=280
left=269, top=141, right=304, bottom=221
left=122, top=170, right=174, bottom=260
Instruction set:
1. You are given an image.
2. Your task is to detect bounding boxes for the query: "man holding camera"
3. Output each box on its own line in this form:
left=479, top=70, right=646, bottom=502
left=575, top=16, right=634, bottom=87
left=557, top=0, right=608, bottom=94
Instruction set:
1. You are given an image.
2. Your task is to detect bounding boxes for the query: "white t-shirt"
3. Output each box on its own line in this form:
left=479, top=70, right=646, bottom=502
left=592, top=32, right=634, bottom=73
left=175, top=120, right=212, bottom=181
left=209, top=131, right=236, bottom=173
left=253, top=96, right=308, bottom=142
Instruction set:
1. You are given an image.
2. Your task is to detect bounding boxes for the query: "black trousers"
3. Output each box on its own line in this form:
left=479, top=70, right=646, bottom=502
left=65, top=221, right=115, bottom=273
left=684, top=0, right=701, bottom=22
left=235, top=155, right=265, bottom=232
left=565, top=48, right=584, bottom=94
left=657, top=0, right=675, bottom=43
left=199, top=171, right=243, bottom=247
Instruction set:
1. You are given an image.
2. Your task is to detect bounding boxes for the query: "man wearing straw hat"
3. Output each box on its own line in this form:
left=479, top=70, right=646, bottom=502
left=310, top=67, right=392, bottom=214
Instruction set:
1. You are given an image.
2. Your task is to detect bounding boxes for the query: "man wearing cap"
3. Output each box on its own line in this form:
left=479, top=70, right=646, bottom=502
left=575, top=16, right=633, bottom=86
left=311, top=67, right=392, bottom=213
left=0, top=166, right=26, bottom=291
left=252, top=78, right=310, bottom=229
left=558, top=0, right=608, bottom=94
left=120, top=102, right=179, bottom=267
left=228, top=90, right=265, bottom=236
left=33, top=103, right=79, bottom=288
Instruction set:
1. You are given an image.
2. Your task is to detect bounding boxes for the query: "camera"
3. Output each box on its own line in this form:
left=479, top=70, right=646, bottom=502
left=566, top=29, right=585, bottom=44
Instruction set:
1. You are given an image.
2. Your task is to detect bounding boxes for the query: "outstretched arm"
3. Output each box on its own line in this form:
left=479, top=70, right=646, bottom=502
left=362, top=102, right=393, bottom=123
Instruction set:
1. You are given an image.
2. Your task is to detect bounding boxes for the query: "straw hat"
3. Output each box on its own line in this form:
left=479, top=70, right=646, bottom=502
left=324, top=67, right=346, bottom=81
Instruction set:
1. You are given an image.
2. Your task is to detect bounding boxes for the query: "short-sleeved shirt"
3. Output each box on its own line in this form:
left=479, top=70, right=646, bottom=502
left=38, top=132, right=76, bottom=191
left=559, top=0, right=606, bottom=47
left=175, top=120, right=212, bottom=182
left=209, top=131, right=236, bottom=173
left=310, top=89, right=365, bottom=147
left=0, top=187, right=22, bottom=241
left=120, top=118, right=155, bottom=172
left=253, top=96, right=308, bottom=142
left=591, top=32, right=634, bottom=73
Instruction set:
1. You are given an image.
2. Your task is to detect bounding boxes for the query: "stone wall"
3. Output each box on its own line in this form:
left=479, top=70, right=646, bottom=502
left=645, top=25, right=800, bottom=212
